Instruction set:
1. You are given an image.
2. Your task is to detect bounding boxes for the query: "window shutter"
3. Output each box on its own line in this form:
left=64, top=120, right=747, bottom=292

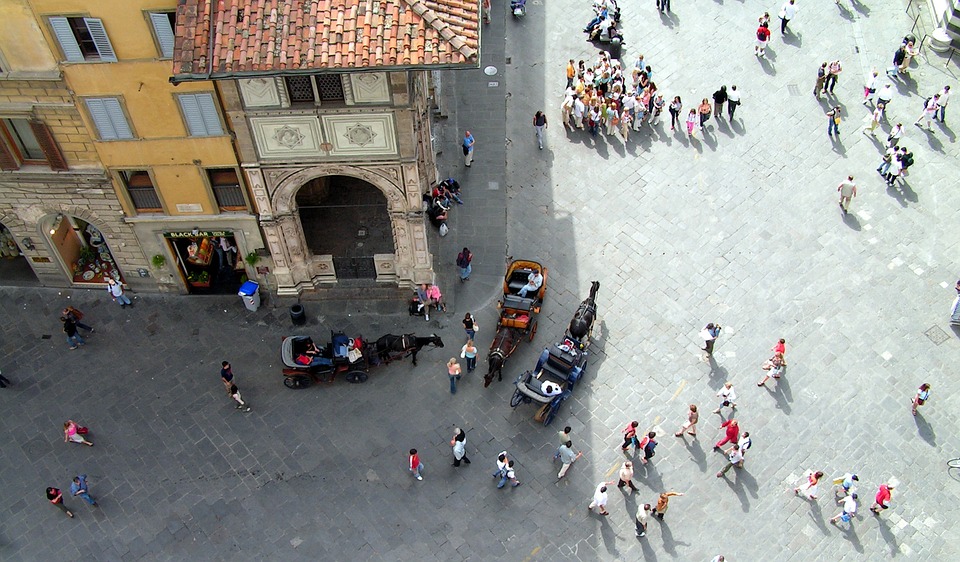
left=28, top=121, right=68, bottom=171
left=149, top=13, right=175, bottom=58
left=0, top=135, right=20, bottom=171
left=179, top=94, right=222, bottom=136
left=49, top=17, right=84, bottom=62
left=83, top=18, right=117, bottom=62
left=85, top=98, right=133, bottom=140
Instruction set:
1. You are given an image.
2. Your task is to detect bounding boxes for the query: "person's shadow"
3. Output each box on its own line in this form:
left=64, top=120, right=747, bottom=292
left=842, top=210, right=862, bottom=231
left=706, top=354, right=730, bottom=390
left=877, top=516, right=899, bottom=555
left=716, top=117, right=735, bottom=138
left=759, top=55, right=777, bottom=76
left=762, top=369, right=793, bottom=415
left=914, top=412, right=936, bottom=446
left=807, top=498, right=831, bottom=535
left=782, top=31, right=803, bottom=48
left=831, top=133, right=847, bottom=156
left=682, top=436, right=708, bottom=473
left=657, top=519, right=690, bottom=555
left=838, top=519, right=865, bottom=553
left=598, top=514, right=620, bottom=556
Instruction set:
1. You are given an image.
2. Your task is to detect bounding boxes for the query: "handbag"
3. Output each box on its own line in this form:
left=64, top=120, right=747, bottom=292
left=439, top=223, right=449, bottom=237
left=462, top=146, right=469, bottom=156
left=77, top=426, right=89, bottom=435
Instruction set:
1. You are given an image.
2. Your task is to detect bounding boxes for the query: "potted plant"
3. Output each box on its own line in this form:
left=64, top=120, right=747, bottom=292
left=151, top=254, right=166, bottom=269
left=244, top=251, right=261, bottom=267
left=187, top=269, right=211, bottom=288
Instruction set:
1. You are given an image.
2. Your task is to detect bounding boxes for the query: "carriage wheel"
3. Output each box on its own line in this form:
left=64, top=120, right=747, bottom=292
left=509, top=389, right=524, bottom=408
left=284, top=375, right=312, bottom=389
left=529, top=321, right=538, bottom=342
left=544, top=403, right=559, bottom=426
left=346, top=370, right=369, bottom=384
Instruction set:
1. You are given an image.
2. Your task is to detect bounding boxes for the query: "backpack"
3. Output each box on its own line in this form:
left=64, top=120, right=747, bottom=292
left=923, top=97, right=932, bottom=110
left=644, top=440, right=657, bottom=456
left=902, top=153, right=914, bottom=167
left=456, top=252, right=468, bottom=268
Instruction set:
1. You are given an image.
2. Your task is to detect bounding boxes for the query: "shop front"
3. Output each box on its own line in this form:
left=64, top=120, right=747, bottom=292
left=47, top=214, right=124, bottom=285
left=164, top=230, right=244, bottom=295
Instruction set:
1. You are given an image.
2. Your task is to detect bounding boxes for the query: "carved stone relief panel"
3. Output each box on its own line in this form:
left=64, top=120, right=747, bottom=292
left=349, top=72, right=391, bottom=104
left=242, top=168, right=273, bottom=219
left=321, top=113, right=397, bottom=158
left=251, top=116, right=326, bottom=160
left=237, top=78, right=281, bottom=107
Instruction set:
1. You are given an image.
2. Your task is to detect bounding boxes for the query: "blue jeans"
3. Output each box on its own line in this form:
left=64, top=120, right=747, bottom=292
left=497, top=475, right=510, bottom=488
left=518, top=286, right=535, bottom=298
left=878, top=161, right=891, bottom=175
left=114, top=293, right=132, bottom=306
left=938, top=105, right=946, bottom=122
left=449, top=374, right=461, bottom=394
left=828, top=119, right=839, bottom=136
left=460, top=264, right=472, bottom=280
left=67, top=334, right=85, bottom=348
left=76, top=491, right=95, bottom=505
left=411, top=462, right=423, bottom=478
left=465, top=355, right=477, bottom=372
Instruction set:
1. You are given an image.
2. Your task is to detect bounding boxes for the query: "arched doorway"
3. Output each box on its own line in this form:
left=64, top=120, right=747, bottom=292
left=295, top=175, right=394, bottom=280
left=0, top=221, right=39, bottom=286
left=45, top=214, right=124, bottom=285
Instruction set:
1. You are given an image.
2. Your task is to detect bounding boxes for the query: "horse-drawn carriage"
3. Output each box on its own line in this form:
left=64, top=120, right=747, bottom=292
left=281, top=331, right=443, bottom=389
left=484, top=259, right=547, bottom=387
left=509, top=281, right=599, bottom=425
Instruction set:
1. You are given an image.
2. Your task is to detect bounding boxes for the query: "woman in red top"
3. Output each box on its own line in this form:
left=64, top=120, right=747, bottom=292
left=870, top=482, right=895, bottom=514
left=620, top=421, right=639, bottom=454
left=714, top=419, right=740, bottom=449
left=46, top=487, right=74, bottom=518
left=755, top=23, right=771, bottom=58
left=409, top=449, right=424, bottom=481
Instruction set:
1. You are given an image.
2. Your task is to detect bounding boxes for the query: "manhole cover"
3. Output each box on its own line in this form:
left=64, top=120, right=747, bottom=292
left=787, top=84, right=800, bottom=96
left=924, top=325, right=949, bottom=345
left=22, top=436, right=50, bottom=458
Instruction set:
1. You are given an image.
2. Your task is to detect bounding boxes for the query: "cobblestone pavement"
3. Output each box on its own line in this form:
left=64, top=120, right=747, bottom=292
left=3, top=1, right=960, bottom=561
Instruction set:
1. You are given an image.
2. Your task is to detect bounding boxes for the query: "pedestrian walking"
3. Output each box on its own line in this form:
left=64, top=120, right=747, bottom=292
left=409, top=448, right=424, bottom=480
left=862, top=70, right=879, bottom=105
left=830, top=493, right=858, bottom=526
left=899, top=40, right=918, bottom=73
left=675, top=404, right=699, bottom=438
left=63, top=420, right=93, bottom=446
left=451, top=427, right=471, bottom=467
left=887, top=123, right=905, bottom=147
left=462, top=313, right=479, bottom=342
left=712, top=86, right=728, bottom=119
left=460, top=339, right=478, bottom=373
left=827, top=106, right=842, bottom=137
left=713, top=382, right=738, bottom=414
left=794, top=470, right=824, bottom=500
left=621, top=420, right=640, bottom=455
left=888, top=43, right=906, bottom=79
left=588, top=481, right=615, bottom=515
left=757, top=352, right=785, bottom=386
left=652, top=491, right=684, bottom=520
left=825, top=60, right=843, bottom=94
left=936, top=85, right=950, bottom=122
left=456, top=248, right=473, bottom=281
left=462, top=131, right=475, bottom=167
left=877, top=145, right=896, bottom=176
left=837, top=175, right=857, bottom=215
left=497, top=460, right=521, bottom=488
left=911, top=383, right=931, bottom=416
left=738, top=431, right=752, bottom=463
left=900, top=147, right=915, bottom=179
left=877, top=83, right=894, bottom=112
left=636, top=503, right=652, bottom=537
left=727, top=86, right=741, bottom=120
left=561, top=94, right=574, bottom=128
left=46, top=487, right=74, bottom=518
left=493, top=450, right=509, bottom=478
left=916, top=95, right=940, bottom=129
left=62, top=315, right=85, bottom=350
left=105, top=278, right=132, bottom=308
left=619, top=107, right=633, bottom=142
left=833, top=472, right=859, bottom=498
left=700, top=322, right=721, bottom=356
left=229, top=384, right=251, bottom=412
left=668, top=96, right=682, bottom=131
left=533, top=111, right=548, bottom=150
left=755, top=22, right=771, bottom=57
left=714, top=418, right=740, bottom=449
left=716, top=444, right=744, bottom=477
left=62, top=306, right=93, bottom=333
left=605, top=101, right=620, bottom=135
left=863, top=105, right=883, bottom=135
left=220, top=361, right=235, bottom=395
left=566, top=59, right=576, bottom=89
left=70, top=474, right=97, bottom=506
left=870, top=480, right=896, bottom=514
left=814, top=62, right=828, bottom=98
left=697, top=98, right=712, bottom=131
left=638, top=432, right=657, bottom=465
left=779, top=0, right=797, bottom=34
left=772, top=338, right=787, bottom=361
left=618, top=461, right=639, bottom=493
left=482, top=0, right=491, bottom=23
left=685, top=109, right=698, bottom=138
left=884, top=153, right=903, bottom=186
left=447, top=358, right=462, bottom=394
left=657, top=0, right=670, bottom=13
left=557, top=441, right=583, bottom=478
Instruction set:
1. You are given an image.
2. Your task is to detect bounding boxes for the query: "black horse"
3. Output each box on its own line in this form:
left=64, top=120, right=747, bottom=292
left=370, top=333, right=444, bottom=366
left=484, top=326, right=522, bottom=387
left=568, top=281, right=600, bottom=341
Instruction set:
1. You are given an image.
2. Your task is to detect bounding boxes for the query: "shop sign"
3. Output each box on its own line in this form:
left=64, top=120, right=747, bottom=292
left=164, top=231, right=233, bottom=239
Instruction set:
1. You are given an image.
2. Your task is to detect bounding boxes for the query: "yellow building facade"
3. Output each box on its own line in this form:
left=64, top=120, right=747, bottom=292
left=0, top=0, right=264, bottom=294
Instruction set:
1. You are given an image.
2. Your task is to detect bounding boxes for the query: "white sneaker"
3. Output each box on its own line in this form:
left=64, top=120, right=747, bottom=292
left=425, top=312, right=430, bottom=321
left=417, top=303, right=424, bottom=311
left=416, top=475, right=423, bottom=481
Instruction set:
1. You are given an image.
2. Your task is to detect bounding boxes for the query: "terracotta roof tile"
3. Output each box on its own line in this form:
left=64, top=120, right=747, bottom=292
left=172, top=0, right=479, bottom=80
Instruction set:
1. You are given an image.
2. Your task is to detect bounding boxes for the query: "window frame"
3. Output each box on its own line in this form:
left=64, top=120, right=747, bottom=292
left=82, top=96, right=136, bottom=141
left=205, top=167, right=250, bottom=213
left=145, top=11, right=177, bottom=59
left=114, top=169, right=166, bottom=215
left=175, top=92, right=225, bottom=137
left=48, top=16, right=118, bottom=63
left=282, top=74, right=345, bottom=106
left=1, top=118, right=46, bottom=163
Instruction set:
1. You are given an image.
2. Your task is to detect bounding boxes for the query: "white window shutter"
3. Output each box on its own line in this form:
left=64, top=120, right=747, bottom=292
left=83, top=18, right=117, bottom=62
left=197, top=94, right=223, bottom=135
left=149, top=13, right=175, bottom=58
left=49, top=17, right=84, bottom=62
left=85, top=98, right=132, bottom=140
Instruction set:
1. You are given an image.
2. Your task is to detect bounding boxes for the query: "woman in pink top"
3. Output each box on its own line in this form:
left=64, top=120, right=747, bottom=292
left=447, top=358, right=462, bottom=394
left=63, top=420, right=93, bottom=446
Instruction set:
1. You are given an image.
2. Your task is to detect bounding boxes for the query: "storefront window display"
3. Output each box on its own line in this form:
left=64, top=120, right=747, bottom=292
left=165, top=231, right=243, bottom=294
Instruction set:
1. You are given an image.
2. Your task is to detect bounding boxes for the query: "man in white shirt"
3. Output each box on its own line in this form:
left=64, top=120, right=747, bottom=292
left=573, top=97, right=586, bottom=129
left=779, top=0, right=797, bottom=34
left=588, top=481, right=614, bottom=515
left=726, top=85, right=741, bottom=120
left=716, top=444, right=744, bottom=477
left=830, top=493, right=858, bottom=526
left=518, top=269, right=543, bottom=298
left=837, top=175, right=857, bottom=215
left=937, top=85, right=950, bottom=123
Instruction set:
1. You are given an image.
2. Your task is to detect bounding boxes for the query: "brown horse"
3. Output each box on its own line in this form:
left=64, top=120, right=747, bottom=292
left=568, top=281, right=600, bottom=342
left=484, top=326, right=522, bottom=387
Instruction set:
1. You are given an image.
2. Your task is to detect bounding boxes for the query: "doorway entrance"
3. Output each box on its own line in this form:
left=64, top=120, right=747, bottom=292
left=0, top=223, right=39, bottom=286
left=165, top=231, right=244, bottom=294
left=296, top=176, right=394, bottom=280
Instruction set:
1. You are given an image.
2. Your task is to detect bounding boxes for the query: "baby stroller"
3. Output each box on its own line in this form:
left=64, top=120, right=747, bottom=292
left=511, top=0, right=526, bottom=17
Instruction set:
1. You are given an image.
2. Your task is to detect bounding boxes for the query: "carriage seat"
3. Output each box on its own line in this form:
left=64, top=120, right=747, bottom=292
left=502, top=295, right=535, bottom=312
left=507, top=269, right=534, bottom=294
left=523, top=368, right=567, bottom=399
left=500, top=311, right=531, bottom=330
